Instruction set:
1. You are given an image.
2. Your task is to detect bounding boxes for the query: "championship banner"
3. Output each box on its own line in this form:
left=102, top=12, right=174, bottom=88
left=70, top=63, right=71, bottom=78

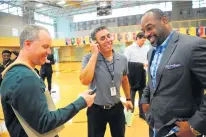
left=179, top=28, right=186, bottom=34
left=65, top=38, right=71, bottom=46
left=125, top=32, right=129, bottom=42
left=127, top=32, right=132, bottom=42
left=121, top=32, right=125, bottom=42
left=82, top=37, right=86, bottom=45
left=84, top=36, right=90, bottom=44
left=76, top=37, right=83, bottom=45
left=196, top=26, right=205, bottom=37
left=71, top=38, right=76, bottom=46
left=188, top=27, right=196, bottom=36
left=112, top=33, right=119, bottom=44
left=132, top=32, right=136, bottom=41
left=117, top=33, right=123, bottom=42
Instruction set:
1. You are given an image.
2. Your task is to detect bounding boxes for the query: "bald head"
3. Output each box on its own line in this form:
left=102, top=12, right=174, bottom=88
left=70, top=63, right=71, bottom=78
left=144, top=8, right=167, bottom=21
left=141, top=8, right=172, bottom=47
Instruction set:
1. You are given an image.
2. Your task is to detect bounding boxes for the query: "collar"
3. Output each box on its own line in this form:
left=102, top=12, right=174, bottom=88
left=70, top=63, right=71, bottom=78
left=131, top=42, right=140, bottom=48
left=153, top=30, right=175, bottom=50
left=97, top=50, right=120, bottom=61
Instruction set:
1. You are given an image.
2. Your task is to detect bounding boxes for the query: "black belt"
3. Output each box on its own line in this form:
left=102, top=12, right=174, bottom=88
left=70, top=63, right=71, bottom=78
left=95, top=102, right=121, bottom=110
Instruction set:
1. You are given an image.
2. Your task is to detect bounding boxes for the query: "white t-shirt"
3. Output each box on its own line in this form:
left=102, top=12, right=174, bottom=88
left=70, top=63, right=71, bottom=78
left=124, top=42, right=150, bottom=64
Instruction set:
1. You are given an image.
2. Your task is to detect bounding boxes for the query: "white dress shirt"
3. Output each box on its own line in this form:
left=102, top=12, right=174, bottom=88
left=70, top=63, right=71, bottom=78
left=124, top=42, right=150, bottom=64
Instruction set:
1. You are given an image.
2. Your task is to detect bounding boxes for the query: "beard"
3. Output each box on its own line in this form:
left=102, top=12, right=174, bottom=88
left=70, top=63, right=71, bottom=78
left=156, top=37, right=165, bottom=47
left=147, top=30, right=167, bottom=47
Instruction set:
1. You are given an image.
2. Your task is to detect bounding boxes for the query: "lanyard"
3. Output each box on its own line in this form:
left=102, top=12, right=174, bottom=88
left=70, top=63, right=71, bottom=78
left=100, top=53, right=115, bottom=83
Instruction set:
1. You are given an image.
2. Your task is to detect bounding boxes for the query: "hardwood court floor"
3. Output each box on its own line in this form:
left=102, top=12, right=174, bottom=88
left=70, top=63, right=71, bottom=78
left=0, top=62, right=149, bottom=137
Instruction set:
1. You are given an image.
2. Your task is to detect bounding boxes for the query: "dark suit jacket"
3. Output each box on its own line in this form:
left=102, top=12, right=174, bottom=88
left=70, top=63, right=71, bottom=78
left=40, top=54, right=55, bottom=75
left=128, top=62, right=146, bottom=91
left=141, top=31, right=206, bottom=135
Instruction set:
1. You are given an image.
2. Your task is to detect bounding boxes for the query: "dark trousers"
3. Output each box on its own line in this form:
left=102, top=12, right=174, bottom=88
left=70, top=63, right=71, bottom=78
left=131, top=89, right=144, bottom=117
left=41, top=72, right=52, bottom=92
left=87, top=102, right=125, bottom=137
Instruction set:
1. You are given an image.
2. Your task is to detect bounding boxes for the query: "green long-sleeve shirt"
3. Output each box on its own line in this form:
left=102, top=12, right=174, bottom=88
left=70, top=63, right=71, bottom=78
left=0, top=65, right=87, bottom=137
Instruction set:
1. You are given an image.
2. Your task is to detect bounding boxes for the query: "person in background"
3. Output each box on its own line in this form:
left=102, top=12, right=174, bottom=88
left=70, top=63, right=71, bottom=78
left=0, top=50, right=19, bottom=84
left=40, top=52, right=55, bottom=93
left=124, top=32, right=149, bottom=119
left=0, top=50, right=13, bottom=71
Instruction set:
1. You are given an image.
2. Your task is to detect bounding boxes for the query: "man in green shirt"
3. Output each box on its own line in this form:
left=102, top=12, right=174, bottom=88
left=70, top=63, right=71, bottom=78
left=0, top=24, right=96, bottom=137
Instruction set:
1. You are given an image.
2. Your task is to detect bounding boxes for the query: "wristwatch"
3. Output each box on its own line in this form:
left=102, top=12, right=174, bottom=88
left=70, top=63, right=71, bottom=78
left=126, top=98, right=131, bottom=101
left=190, top=126, right=201, bottom=136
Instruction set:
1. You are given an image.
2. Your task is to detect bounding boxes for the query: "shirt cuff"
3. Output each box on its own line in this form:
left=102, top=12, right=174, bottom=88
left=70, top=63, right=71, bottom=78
left=188, top=111, right=206, bottom=135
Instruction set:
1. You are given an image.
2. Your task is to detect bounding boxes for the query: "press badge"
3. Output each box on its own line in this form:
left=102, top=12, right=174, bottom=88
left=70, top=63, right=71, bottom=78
left=110, top=80, right=116, bottom=96
left=110, top=87, right=116, bottom=96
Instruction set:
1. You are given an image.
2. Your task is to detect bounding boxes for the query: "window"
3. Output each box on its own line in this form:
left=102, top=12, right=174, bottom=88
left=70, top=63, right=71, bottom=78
left=17, top=7, right=22, bottom=16
left=9, top=7, right=22, bottom=16
left=0, top=4, right=22, bottom=16
left=34, top=12, right=54, bottom=24
left=192, top=0, right=206, bottom=8
left=0, top=4, right=9, bottom=10
left=1, top=8, right=8, bottom=13
left=35, top=22, right=55, bottom=38
left=146, top=4, right=158, bottom=11
left=73, top=2, right=172, bottom=22
left=9, top=7, right=18, bottom=14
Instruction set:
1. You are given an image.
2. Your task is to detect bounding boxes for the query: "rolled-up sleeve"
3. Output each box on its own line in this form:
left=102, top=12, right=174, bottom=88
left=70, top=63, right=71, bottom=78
left=82, top=54, right=90, bottom=70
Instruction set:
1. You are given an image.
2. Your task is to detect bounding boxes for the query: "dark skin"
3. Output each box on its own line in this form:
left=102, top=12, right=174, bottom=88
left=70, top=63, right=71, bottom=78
left=2, top=53, right=11, bottom=66
left=141, top=12, right=195, bottom=137
left=141, top=12, right=172, bottom=47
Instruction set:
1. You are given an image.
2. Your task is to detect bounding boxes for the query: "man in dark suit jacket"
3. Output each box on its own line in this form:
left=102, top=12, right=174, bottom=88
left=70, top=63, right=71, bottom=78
left=141, top=9, right=206, bottom=137
left=40, top=53, right=55, bottom=92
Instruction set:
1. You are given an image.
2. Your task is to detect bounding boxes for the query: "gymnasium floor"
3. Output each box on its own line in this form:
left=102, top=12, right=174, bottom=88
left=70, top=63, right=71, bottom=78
left=0, top=62, right=149, bottom=137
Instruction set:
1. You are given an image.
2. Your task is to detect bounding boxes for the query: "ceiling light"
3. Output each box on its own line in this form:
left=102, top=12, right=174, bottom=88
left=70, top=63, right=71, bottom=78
left=57, top=0, right=66, bottom=5
left=36, top=3, right=43, bottom=7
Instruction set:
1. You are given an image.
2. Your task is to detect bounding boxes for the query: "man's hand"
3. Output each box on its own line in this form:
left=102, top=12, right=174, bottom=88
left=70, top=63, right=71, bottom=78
left=142, top=104, right=150, bottom=113
left=175, top=121, right=196, bottom=137
left=80, top=90, right=96, bottom=107
left=144, top=64, right=148, bottom=69
left=90, top=41, right=99, bottom=55
left=125, top=100, right=133, bottom=111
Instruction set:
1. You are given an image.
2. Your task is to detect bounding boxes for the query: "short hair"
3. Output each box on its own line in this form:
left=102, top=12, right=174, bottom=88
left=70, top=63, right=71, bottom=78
left=136, top=32, right=145, bottom=40
left=144, top=8, right=167, bottom=20
left=90, top=26, right=109, bottom=41
left=19, top=24, right=49, bottom=49
left=2, top=50, right=11, bottom=55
